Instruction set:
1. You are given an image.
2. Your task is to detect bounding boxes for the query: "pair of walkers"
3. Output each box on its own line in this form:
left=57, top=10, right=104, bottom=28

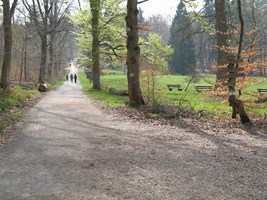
left=66, top=73, right=77, bottom=83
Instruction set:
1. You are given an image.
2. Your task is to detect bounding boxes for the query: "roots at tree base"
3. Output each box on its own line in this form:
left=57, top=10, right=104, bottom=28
left=228, top=95, right=250, bottom=124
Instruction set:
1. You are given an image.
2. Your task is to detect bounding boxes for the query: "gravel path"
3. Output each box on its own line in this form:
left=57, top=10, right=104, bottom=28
left=0, top=81, right=266, bottom=200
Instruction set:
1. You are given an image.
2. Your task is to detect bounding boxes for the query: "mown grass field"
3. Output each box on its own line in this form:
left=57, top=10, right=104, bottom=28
left=79, top=70, right=267, bottom=118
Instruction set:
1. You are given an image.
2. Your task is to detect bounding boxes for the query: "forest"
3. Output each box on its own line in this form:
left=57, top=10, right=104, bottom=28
left=0, top=0, right=266, bottom=124
left=0, top=1, right=266, bottom=199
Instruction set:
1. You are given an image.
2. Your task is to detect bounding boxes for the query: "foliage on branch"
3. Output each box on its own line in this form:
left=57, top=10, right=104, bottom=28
left=70, top=0, right=126, bottom=68
left=140, top=33, right=173, bottom=105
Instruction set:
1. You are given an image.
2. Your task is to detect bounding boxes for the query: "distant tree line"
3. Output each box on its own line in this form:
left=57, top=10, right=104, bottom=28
left=140, top=0, right=267, bottom=76
left=0, top=0, right=77, bottom=88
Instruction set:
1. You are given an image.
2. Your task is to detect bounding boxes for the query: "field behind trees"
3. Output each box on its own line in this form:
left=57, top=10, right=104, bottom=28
left=80, top=69, right=267, bottom=119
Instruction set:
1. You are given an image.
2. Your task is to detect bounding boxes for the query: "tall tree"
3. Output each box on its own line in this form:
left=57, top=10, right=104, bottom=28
left=215, top=0, right=250, bottom=123
left=23, top=0, right=50, bottom=83
left=48, top=1, right=71, bottom=79
left=73, top=0, right=125, bottom=89
left=125, top=0, right=145, bottom=106
left=168, top=0, right=196, bottom=75
left=23, top=0, right=71, bottom=83
left=90, top=0, right=101, bottom=89
left=47, top=1, right=59, bottom=80
left=196, top=0, right=216, bottom=72
left=0, top=0, right=18, bottom=88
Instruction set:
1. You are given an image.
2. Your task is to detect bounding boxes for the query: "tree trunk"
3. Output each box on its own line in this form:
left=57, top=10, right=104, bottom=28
left=48, top=33, right=54, bottom=80
left=0, top=0, right=12, bottom=88
left=54, top=51, right=59, bottom=78
left=215, top=0, right=228, bottom=66
left=24, top=35, right=28, bottom=81
left=38, top=36, right=48, bottom=83
left=214, top=0, right=250, bottom=124
left=235, top=0, right=250, bottom=123
left=125, top=0, right=145, bottom=106
left=229, top=95, right=250, bottom=124
left=19, top=44, right=24, bottom=82
left=90, top=0, right=101, bottom=90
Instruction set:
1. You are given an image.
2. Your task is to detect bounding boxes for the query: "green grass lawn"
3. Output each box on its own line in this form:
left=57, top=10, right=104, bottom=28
left=79, top=69, right=267, bottom=118
left=79, top=72, right=127, bottom=107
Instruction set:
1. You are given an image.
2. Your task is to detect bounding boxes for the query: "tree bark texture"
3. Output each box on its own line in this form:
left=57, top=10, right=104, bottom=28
left=39, top=36, right=48, bottom=83
left=24, top=35, right=28, bottom=81
left=235, top=0, right=250, bottom=123
left=215, top=0, right=228, bottom=66
left=125, top=0, right=145, bottom=106
left=214, top=0, right=250, bottom=124
left=90, top=0, right=101, bottom=90
left=48, top=33, right=55, bottom=80
left=0, top=0, right=12, bottom=88
left=228, top=95, right=250, bottom=124
left=18, top=37, right=28, bottom=82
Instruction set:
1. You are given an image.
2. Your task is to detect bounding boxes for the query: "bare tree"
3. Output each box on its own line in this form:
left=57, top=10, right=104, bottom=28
left=23, top=0, right=50, bottom=83
left=48, top=0, right=72, bottom=80
left=147, top=14, right=170, bottom=44
left=23, top=0, right=71, bottom=83
left=0, top=0, right=18, bottom=88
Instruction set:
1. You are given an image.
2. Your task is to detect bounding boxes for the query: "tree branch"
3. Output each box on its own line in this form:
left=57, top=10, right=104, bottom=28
left=137, top=0, right=150, bottom=4
left=10, top=0, right=18, bottom=17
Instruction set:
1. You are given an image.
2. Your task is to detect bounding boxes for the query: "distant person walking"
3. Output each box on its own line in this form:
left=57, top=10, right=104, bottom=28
left=74, top=74, right=77, bottom=83
left=66, top=74, right=68, bottom=81
left=70, top=73, right=73, bottom=83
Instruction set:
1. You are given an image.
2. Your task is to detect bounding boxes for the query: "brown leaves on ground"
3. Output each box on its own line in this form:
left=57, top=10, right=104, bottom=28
left=0, top=93, right=44, bottom=145
left=103, top=106, right=266, bottom=136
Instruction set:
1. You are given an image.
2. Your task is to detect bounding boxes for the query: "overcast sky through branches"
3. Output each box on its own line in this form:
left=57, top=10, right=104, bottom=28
left=139, top=0, right=204, bottom=20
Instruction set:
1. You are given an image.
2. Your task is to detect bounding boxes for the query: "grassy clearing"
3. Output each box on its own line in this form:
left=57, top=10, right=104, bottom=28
left=79, top=69, right=267, bottom=118
left=79, top=72, right=127, bottom=107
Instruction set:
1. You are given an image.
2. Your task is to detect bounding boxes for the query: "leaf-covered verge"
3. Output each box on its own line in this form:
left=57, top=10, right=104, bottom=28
left=0, top=86, right=44, bottom=145
left=103, top=106, right=266, bottom=136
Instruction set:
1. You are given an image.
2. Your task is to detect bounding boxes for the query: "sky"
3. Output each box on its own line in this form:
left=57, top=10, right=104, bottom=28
left=77, top=0, right=203, bottom=21
left=138, top=0, right=179, bottom=19
left=138, top=0, right=204, bottom=20
left=116, top=0, right=177, bottom=21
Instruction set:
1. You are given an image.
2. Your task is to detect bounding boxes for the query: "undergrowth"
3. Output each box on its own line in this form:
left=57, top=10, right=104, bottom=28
left=0, top=86, right=38, bottom=111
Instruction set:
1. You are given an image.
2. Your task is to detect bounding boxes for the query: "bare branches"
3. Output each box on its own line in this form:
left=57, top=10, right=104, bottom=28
left=22, top=0, right=73, bottom=36
left=10, top=0, right=18, bottom=17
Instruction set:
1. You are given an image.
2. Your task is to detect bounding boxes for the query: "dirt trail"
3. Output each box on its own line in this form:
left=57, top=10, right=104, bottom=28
left=0, top=80, right=266, bottom=200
